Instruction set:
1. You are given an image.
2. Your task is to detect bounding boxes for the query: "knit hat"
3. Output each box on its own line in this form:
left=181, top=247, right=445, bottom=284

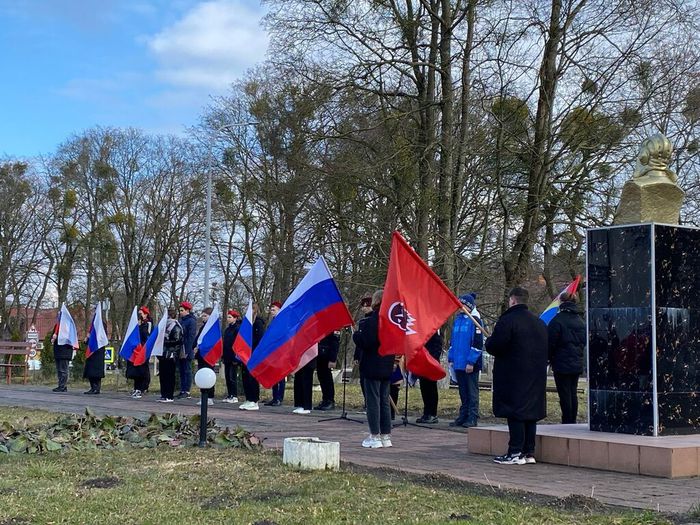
left=228, top=309, right=240, bottom=318
left=139, top=306, right=151, bottom=316
left=179, top=301, right=193, bottom=311
left=459, top=293, right=477, bottom=309
left=270, top=301, right=282, bottom=309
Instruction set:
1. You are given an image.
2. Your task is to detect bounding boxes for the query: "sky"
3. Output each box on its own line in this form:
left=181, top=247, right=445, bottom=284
left=0, top=0, right=269, bottom=159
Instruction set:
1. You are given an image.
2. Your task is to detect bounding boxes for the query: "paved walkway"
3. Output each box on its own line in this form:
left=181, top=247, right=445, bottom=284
left=0, top=385, right=697, bottom=515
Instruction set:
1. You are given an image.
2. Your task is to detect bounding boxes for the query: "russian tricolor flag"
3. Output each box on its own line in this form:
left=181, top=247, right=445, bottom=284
left=540, top=275, right=582, bottom=325
left=197, top=303, right=223, bottom=366
left=145, top=309, right=168, bottom=359
left=248, top=257, right=353, bottom=388
left=86, top=302, right=109, bottom=358
left=57, top=303, right=79, bottom=349
left=119, top=306, right=146, bottom=365
left=233, top=299, right=254, bottom=365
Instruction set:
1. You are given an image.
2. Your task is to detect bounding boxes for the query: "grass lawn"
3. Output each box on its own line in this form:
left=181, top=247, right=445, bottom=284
left=19, top=369, right=584, bottom=425
left=0, top=407, right=671, bottom=525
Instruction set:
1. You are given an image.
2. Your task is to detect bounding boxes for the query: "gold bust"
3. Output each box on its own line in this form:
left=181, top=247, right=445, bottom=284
left=632, top=134, right=678, bottom=183
left=614, top=133, right=684, bottom=225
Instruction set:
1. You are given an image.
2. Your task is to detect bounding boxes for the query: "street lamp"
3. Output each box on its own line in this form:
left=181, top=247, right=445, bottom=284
left=194, top=367, right=217, bottom=447
left=203, top=121, right=258, bottom=308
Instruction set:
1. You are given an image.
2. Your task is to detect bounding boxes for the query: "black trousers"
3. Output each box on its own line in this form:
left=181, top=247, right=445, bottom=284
left=242, top=365, right=259, bottom=402
left=134, top=377, right=149, bottom=391
left=294, top=364, right=315, bottom=410
left=364, top=377, right=391, bottom=435
left=224, top=361, right=240, bottom=397
left=316, top=354, right=335, bottom=402
left=419, top=377, right=438, bottom=417
left=554, top=372, right=580, bottom=424
left=507, top=418, right=537, bottom=455
left=159, top=358, right=176, bottom=399
left=89, top=378, right=101, bottom=392
left=56, top=359, right=70, bottom=389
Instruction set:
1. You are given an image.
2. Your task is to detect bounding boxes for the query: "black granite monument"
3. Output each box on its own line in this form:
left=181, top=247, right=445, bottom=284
left=587, top=223, right=700, bottom=436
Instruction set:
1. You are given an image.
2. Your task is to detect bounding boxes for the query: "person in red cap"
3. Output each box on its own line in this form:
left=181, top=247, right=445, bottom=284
left=222, top=309, right=242, bottom=403
left=264, top=301, right=286, bottom=406
left=177, top=301, right=197, bottom=399
left=127, top=306, right=152, bottom=399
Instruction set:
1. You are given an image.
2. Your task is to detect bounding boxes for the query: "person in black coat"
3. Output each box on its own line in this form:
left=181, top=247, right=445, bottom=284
left=416, top=331, right=443, bottom=424
left=158, top=308, right=182, bottom=403
left=127, top=306, right=152, bottom=399
left=239, top=303, right=265, bottom=410
left=195, top=307, right=215, bottom=405
left=222, top=309, right=242, bottom=403
left=485, top=287, right=548, bottom=465
left=83, top=322, right=107, bottom=395
left=51, top=323, right=74, bottom=393
left=314, top=331, right=340, bottom=411
left=177, top=301, right=197, bottom=399
left=548, top=292, right=586, bottom=424
left=354, top=290, right=394, bottom=448
left=353, top=296, right=373, bottom=408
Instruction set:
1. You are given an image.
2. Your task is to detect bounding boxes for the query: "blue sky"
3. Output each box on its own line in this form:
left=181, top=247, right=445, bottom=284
left=0, top=0, right=269, bottom=158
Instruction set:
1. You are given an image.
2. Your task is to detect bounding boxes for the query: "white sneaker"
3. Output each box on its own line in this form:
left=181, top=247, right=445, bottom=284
left=158, top=398, right=174, bottom=403
left=197, top=399, right=214, bottom=406
left=362, top=435, right=383, bottom=448
left=223, top=396, right=238, bottom=404
left=380, top=434, right=393, bottom=448
left=132, top=390, right=142, bottom=399
left=293, top=408, right=311, bottom=414
left=239, top=401, right=259, bottom=411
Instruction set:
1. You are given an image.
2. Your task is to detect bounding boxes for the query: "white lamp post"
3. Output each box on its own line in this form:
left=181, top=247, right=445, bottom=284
left=194, top=367, right=217, bottom=447
left=203, top=121, right=258, bottom=308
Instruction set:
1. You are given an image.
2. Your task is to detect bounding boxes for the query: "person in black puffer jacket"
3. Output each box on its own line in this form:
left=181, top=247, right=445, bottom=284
left=548, top=292, right=586, bottom=424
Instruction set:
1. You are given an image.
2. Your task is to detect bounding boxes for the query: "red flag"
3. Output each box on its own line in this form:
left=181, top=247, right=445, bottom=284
left=379, top=231, right=462, bottom=380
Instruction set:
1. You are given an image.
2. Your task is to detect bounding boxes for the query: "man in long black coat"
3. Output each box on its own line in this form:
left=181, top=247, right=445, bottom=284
left=485, top=287, right=548, bottom=465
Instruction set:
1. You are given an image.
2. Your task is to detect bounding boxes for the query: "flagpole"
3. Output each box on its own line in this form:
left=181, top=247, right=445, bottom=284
left=460, top=306, right=490, bottom=338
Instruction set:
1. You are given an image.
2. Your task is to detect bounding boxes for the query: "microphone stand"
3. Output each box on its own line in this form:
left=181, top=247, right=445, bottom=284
left=318, top=327, right=363, bottom=424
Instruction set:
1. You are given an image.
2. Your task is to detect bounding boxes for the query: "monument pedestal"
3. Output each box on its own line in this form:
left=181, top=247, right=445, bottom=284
left=587, top=223, right=700, bottom=436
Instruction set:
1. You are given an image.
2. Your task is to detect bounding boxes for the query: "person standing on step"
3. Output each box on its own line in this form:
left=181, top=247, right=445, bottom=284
left=416, top=330, right=443, bottom=424
left=264, top=301, right=286, bottom=406
left=158, top=308, right=182, bottom=403
left=177, top=301, right=197, bottom=399
left=485, top=287, right=548, bottom=465
left=354, top=289, right=394, bottom=449
left=314, top=331, right=340, bottom=411
left=448, top=293, right=484, bottom=428
left=548, top=292, right=586, bottom=424
left=222, top=309, right=242, bottom=403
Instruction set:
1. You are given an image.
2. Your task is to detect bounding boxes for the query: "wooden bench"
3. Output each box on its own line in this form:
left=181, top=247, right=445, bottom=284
left=0, top=342, right=32, bottom=385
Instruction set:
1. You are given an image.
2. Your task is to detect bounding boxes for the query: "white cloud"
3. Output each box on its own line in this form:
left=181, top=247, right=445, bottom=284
left=146, top=0, right=268, bottom=91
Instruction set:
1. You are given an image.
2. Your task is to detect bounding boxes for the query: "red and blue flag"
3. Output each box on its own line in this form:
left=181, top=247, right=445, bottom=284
left=197, top=304, right=223, bottom=366
left=86, top=302, right=109, bottom=358
left=248, top=257, right=353, bottom=388
left=233, top=299, right=254, bottom=364
left=119, top=306, right=146, bottom=365
left=540, top=275, right=582, bottom=325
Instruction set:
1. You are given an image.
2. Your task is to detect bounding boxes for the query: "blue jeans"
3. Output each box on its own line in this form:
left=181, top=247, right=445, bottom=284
left=272, top=380, right=286, bottom=402
left=178, top=358, right=192, bottom=393
left=455, top=369, right=479, bottom=424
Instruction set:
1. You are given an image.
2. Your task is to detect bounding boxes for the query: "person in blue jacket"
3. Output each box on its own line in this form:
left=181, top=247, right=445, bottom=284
left=447, top=293, right=484, bottom=428
left=177, top=301, right=197, bottom=399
